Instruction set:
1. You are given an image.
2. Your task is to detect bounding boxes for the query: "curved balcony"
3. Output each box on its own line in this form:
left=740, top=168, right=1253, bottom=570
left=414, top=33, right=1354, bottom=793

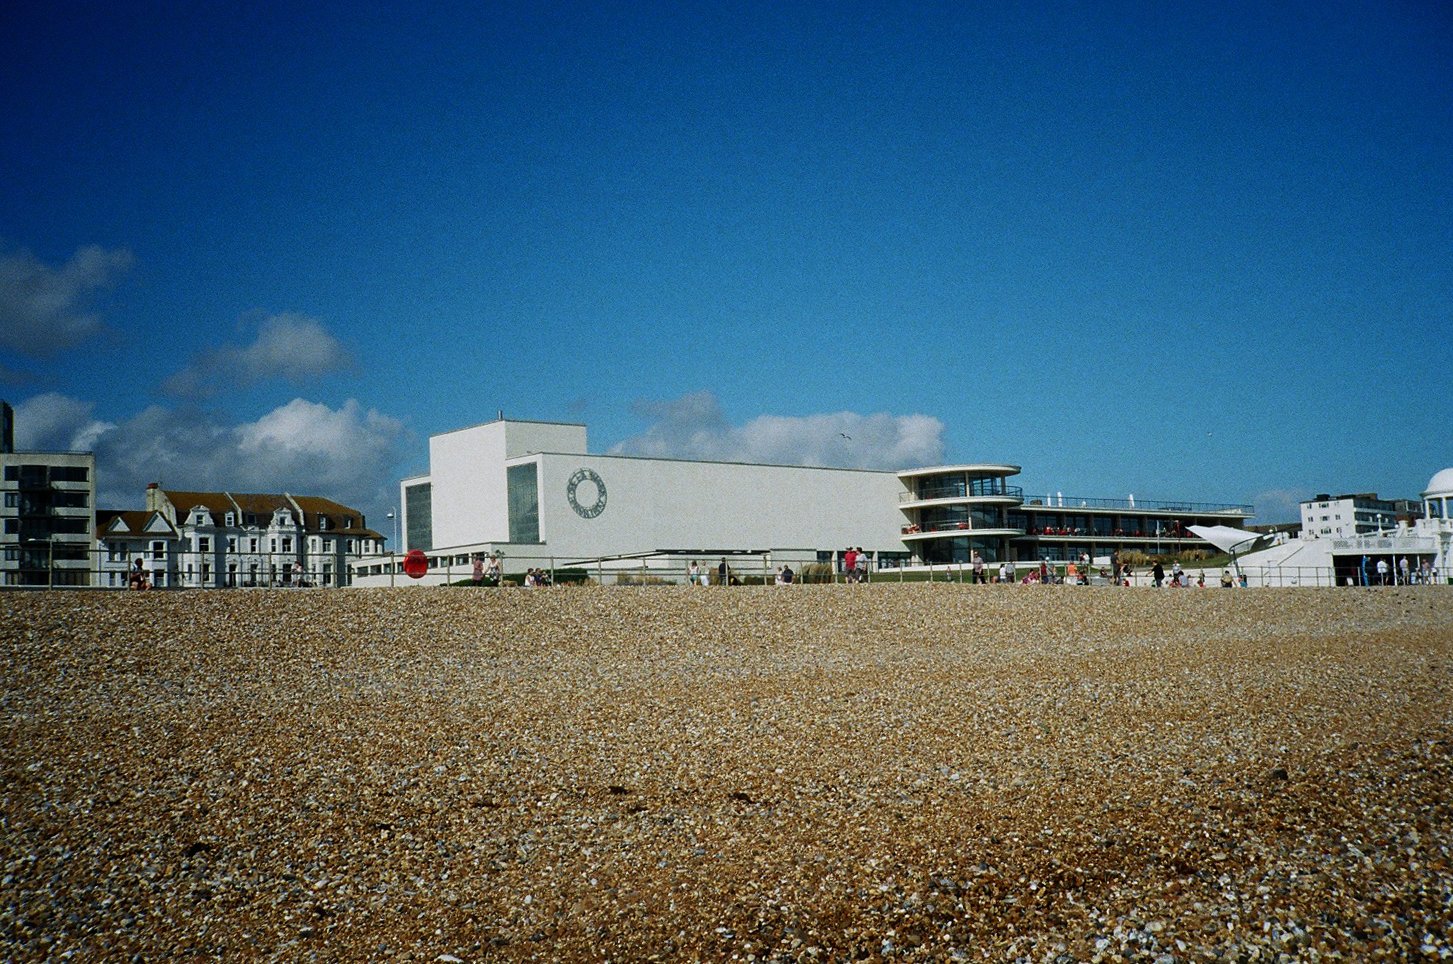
left=900, top=485, right=1023, bottom=509
left=897, top=463, right=1021, bottom=481
left=900, top=522, right=1025, bottom=542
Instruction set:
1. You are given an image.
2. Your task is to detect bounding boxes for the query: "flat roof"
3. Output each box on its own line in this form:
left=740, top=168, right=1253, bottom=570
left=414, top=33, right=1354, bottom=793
left=433, top=417, right=586, bottom=438
left=504, top=449, right=904, bottom=476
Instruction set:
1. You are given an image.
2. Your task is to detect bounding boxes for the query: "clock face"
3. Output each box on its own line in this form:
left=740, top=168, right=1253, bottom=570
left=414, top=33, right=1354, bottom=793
left=567, top=468, right=607, bottom=519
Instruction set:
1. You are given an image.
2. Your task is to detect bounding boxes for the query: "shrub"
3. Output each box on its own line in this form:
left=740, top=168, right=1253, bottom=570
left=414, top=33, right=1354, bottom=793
left=798, top=563, right=835, bottom=584
left=614, top=573, right=672, bottom=586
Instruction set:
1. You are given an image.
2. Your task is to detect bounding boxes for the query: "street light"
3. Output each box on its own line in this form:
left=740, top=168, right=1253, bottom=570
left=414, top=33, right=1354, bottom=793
left=386, top=508, right=398, bottom=588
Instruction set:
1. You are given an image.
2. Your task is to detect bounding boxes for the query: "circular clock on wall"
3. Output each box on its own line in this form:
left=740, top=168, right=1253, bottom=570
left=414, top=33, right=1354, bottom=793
left=567, top=468, right=607, bottom=519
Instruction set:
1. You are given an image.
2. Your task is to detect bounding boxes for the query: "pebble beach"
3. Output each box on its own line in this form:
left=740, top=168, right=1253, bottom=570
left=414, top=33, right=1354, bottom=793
left=2, top=585, right=1451, bottom=961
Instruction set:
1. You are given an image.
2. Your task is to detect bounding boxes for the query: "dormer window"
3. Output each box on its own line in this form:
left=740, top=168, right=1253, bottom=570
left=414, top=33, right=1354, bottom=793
left=225, top=513, right=235, bottom=526
left=343, top=516, right=354, bottom=529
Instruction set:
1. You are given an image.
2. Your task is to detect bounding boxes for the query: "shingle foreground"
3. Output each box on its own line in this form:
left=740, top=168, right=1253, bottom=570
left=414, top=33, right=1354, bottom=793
left=3, top=586, right=1451, bottom=961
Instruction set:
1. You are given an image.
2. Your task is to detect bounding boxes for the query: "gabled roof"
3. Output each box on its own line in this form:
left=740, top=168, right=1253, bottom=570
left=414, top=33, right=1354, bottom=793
left=161, top=490, right=236, bottom=521
left=96, top=509, right=178, bottom=540
left=226, top=491, right=292, bottom=519
left=152, top=486, right=379, bottom=538
left=290, top=495, right=383, bottom=538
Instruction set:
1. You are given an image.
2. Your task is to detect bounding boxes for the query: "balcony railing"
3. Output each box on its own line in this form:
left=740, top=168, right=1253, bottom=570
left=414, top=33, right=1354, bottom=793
left=1018, top=496, right=1252, bottom=514
left=901, top=485, right=1024, bottom=503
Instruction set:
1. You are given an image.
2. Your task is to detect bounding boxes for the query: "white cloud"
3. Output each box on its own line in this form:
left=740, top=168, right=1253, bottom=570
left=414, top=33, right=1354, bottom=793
left=0, top=245, right=134, bottom=354
left=1251, top=488, right=1307, bottom=524
left=162, top=313, right=353, bottom=398
left=11, top=393, right=116, bottom=451
left=6, top=393, right=408, bottom=525
left=612, top=391, right=945, bottom=470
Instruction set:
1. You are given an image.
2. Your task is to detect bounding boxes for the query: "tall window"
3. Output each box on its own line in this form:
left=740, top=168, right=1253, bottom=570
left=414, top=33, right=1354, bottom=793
left=507, top=464, right=540, bottom=543
left=404, top=483, right=432, bottom=550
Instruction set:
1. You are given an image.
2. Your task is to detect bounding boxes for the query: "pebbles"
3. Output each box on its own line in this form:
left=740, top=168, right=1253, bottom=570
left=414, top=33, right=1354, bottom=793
left=2, top=586, right=1451, bottom=961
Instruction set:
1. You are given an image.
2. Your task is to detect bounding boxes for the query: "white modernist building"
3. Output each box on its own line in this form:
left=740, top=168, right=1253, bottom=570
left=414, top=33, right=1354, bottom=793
left=363, top=417, right=1253, bottom=585
left=391, top=419, right=909, bottom=577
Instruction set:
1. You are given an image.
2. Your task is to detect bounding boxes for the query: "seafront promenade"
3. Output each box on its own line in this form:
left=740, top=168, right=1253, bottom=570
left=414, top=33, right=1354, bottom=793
left=3, top=586, right=1450, bottom=960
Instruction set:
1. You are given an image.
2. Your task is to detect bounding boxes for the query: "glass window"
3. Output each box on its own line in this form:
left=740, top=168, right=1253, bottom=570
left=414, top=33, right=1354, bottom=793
left=404, top=483, right=433, bottom=551
left=507, top=464, right=540, bottom=544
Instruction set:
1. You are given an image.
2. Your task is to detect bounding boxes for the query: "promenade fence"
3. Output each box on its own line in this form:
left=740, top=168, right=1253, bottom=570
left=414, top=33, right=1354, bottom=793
left=2, top=548, right=1445, bottom=588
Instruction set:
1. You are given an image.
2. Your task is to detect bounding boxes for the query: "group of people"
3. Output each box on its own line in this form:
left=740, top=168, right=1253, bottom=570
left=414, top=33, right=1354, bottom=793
left=685, top=559, right=745, bottom=586
left=1143, top=559, right=1245, bottom=588
left=470, top=553, right=504, bottom=586
left=842, top=547, right=870, bottom=583
left=1366, top=556, right=1439, bottom=586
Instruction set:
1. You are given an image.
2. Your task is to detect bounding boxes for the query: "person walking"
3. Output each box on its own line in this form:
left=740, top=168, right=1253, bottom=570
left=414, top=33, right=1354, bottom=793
left=971, top=551, right=986, bottom=584
left=1152, top=560, right=1165, bottom=588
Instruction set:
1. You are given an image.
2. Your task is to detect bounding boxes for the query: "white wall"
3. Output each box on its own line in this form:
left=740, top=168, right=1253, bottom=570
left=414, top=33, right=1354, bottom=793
left=427, top=420, right=588, bottom=549
left=529, top=452, right=908, bottom=561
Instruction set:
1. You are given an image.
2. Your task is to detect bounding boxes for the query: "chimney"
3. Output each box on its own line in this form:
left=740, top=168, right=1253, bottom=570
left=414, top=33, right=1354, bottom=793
left=146, top=482, right=160, bottom=513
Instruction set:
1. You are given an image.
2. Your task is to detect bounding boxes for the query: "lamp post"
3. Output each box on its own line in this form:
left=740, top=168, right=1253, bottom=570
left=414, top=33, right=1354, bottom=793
left=386, top=508, right=398, bottom=587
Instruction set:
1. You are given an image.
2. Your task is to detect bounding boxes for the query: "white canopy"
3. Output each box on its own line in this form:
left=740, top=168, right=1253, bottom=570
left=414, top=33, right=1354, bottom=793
left=1188, top=525, right=1274, bottom=556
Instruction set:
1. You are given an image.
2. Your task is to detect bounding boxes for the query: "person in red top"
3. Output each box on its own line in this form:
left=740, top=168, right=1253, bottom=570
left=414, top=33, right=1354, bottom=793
left=843, top=547, right=858, bottom=583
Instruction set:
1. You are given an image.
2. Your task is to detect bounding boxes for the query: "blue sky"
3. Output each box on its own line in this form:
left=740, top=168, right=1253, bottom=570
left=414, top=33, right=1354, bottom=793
left=2, top=0, right=1449, bottom=530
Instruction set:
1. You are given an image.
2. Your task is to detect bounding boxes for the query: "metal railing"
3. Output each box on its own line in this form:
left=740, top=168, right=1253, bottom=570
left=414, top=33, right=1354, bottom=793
left=0, top=546, right=359, bottom=589
left=1019, top=496, right=1253, bottom=514
left=3, top=546, right=1447, bottom=589
left=901, top=485, right=1024, bottom=503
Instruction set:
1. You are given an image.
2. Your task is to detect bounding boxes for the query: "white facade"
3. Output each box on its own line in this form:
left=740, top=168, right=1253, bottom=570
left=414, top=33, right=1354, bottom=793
left=397, top=419, right=907, bottom=571
left=1420, top=468, right=1453, bottom=578
left=1300, top=493, right=1400, bottom=539
left=422, top=420, right=589, bottom=550
left=97, top=486, right=386, bottom=589
left=523, top=451, right=906, bottom=562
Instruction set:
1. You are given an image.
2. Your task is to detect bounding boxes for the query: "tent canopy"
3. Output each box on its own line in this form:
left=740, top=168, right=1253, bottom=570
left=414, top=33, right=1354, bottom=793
left=1188, top=525, right=1274, bottom=556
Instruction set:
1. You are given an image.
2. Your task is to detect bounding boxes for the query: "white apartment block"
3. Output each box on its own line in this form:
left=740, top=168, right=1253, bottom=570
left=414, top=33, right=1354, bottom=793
left=1300, top=493, right=1402, bottom=540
